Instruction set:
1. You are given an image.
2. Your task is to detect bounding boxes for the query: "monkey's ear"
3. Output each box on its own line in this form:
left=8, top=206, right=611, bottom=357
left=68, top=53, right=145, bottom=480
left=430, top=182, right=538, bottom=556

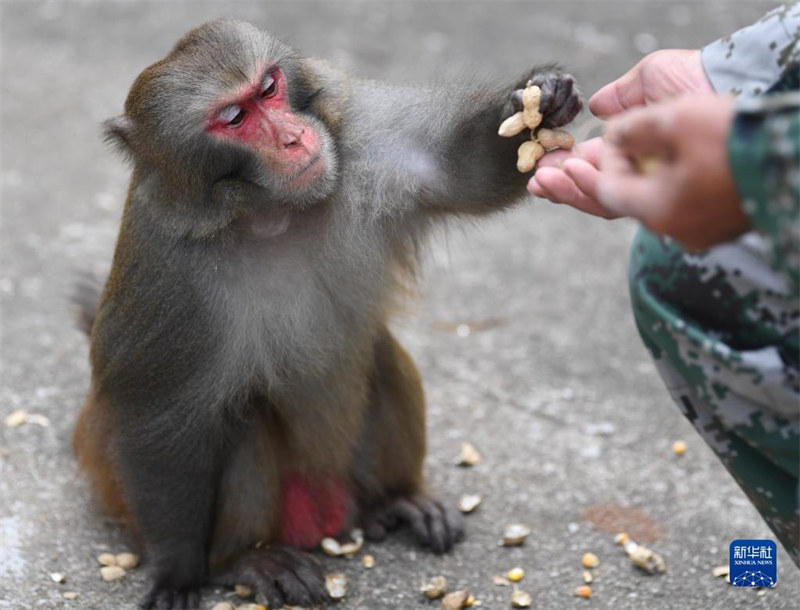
left=102, top=115, right=136, bottom=158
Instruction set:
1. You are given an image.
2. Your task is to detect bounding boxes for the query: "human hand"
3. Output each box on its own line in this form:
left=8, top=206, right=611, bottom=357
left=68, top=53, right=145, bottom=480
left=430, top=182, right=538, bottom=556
left=589, top=48, right=713, bottom=117
left=527, top=49, right=714, bottom=216
left=597, top=93, right=749, bottom=251
left=528, top=137, right=619, bottom=219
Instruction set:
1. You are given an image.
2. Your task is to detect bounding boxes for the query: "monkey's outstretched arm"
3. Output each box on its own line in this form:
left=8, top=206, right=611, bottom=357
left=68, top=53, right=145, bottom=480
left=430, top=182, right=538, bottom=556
left=431, top=68, right=582, bottom=214
left=354, top=67, right=582, bottom=216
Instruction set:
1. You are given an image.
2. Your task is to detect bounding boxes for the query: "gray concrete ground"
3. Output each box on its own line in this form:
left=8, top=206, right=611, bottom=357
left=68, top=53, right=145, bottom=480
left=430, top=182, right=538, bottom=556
left=1, top=1, right=797, bottom=608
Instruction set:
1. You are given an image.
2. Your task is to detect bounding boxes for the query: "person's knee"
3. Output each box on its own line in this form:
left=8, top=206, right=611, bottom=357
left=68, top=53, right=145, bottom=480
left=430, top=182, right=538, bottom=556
left=629, top=229, right=795, bottom=356
left=627, top=228, right=691, bottom=355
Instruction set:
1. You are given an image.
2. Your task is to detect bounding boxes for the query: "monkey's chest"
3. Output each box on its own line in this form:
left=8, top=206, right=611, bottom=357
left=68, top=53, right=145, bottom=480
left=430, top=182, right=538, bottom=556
left=230, top=246, right=387, bottom=383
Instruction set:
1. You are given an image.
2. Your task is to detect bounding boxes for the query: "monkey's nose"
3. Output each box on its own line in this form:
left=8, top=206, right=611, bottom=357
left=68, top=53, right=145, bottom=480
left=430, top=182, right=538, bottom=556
left=280, top=127, right=304, bottom=148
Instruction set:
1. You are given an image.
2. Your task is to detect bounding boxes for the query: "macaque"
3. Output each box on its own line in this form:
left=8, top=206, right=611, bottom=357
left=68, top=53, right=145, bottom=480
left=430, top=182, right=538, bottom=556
left=74, top=19, right=582, bottom=609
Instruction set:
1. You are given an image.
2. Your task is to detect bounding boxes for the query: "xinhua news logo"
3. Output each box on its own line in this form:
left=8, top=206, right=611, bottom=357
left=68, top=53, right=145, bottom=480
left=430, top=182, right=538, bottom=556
left=729, top=539, right=777, bottom=588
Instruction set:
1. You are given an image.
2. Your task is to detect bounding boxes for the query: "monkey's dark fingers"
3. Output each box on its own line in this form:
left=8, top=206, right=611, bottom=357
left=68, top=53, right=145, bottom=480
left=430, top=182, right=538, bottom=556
left=433, top=499, right=465, bottom=551
left=223, top=547, right=326, bottom=608
left=386, top=498, right=431, bottom=545
left=543, top=93, right=583, bottom=129
left=420, top=498, right=448, bottom=553
left=411, top=496, right=464, bottom=554
left=444, top=503, right=466, bottom=545
left=269, top=555, right=324, bottom=606
left=140, top=586, right=199, bottom=610
left=140, top=587, right=165, bottom=609
left=375, top=504, right=401, bottom=531
left=167, top=590, right=199, bottom=609
left=362, top=501, right=401, bottom=540
left=527, top=70, right=559, bottom=113
left=274, top=570, right=319, bottom=606
left=277, top=548, right=327, bottom=604
left=212, top=553, right=286, bottom=608
left=183, top=589, right=201, bottom=609
left=252, top=574, right=285, bottom=610
left=529, top=72, right=583, bottom=128
left=502, top=89, right=525, bottom=120
left=363, top=519, right=388, bottom=541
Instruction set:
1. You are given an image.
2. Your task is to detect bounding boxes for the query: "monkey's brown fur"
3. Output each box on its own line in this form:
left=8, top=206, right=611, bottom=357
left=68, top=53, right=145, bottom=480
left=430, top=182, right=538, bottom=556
left=73, top=19, right=582, bottom=609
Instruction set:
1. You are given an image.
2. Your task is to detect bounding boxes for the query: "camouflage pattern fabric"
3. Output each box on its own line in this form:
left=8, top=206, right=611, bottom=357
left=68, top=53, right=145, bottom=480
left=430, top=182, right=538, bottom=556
left=701, top=3, right=800, bottom=97
left=629, top=4, right=800, bottom=565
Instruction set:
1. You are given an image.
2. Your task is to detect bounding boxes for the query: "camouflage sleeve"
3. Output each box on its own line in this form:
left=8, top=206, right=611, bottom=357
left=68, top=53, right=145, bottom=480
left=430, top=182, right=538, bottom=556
left=728, top=92, right=800, bottom=295
left=701, top=3, right=800, bottom=98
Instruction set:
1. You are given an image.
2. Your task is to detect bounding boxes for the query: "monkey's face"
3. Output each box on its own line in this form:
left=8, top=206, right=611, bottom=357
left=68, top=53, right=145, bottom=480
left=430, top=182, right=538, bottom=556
left=114, top=20, right=338, bottom=209
left=206, top=65, right=336, bottom=204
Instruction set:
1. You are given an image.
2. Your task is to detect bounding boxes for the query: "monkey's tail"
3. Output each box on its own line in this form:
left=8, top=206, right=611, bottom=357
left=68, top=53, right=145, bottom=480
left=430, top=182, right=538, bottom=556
left=72, top=272, right=103, bottom=336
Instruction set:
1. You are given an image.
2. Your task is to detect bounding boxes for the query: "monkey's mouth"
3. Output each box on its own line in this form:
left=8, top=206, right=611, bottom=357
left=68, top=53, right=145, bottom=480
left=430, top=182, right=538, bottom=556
left=287, top=154, right=323, bottom=187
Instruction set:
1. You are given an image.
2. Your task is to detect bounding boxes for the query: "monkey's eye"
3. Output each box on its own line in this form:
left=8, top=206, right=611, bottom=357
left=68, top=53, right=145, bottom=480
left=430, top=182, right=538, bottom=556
left=219, top=105, right=246, bottom=127
left=260, top=75, right=277, bottom=98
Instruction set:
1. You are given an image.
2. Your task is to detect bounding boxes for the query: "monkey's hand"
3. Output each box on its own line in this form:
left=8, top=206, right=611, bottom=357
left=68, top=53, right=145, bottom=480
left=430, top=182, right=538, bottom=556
left=505, top=69, right=583, bottom=129
left=212, top=547, right=327, bottom=608
left=362, top=494, right=464, bottom=554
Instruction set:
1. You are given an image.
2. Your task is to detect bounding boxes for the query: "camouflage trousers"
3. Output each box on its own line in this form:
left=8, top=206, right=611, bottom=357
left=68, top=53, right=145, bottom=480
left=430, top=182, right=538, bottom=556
left=629, top=228, right=800, bottom=566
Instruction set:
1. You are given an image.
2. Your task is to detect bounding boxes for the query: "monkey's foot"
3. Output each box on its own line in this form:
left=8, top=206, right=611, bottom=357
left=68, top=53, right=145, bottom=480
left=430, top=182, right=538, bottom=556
left=362, top=494, right=464, bottom=553
left=140, top=586, right=201, bottom=610
left=213, top=547, right=327, bottom=608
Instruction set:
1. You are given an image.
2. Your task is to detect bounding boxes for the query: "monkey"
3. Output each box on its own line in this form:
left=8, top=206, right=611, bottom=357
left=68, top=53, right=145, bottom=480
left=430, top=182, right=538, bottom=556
left=73, top=19, right=582, bottom=609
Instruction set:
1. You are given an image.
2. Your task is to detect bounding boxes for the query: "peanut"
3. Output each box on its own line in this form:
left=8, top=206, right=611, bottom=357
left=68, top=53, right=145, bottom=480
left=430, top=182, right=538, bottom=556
left=536, top=128, right=575, bottom=150
left=511, top=590, right=532, bottom=608
left=574, top=585, right=592, bottom=598
left=100, top=566, right=126, bottom=582
left=441, top=591, right=470, bottom=610
left=672, top=440, right=688, bottom=455
left=635, top=155, right=661, bottom=175
left=614, top=532, right=630, bottom=545
left=498, top=112, right=527, bottom=137
left=581, top=552, right=600, bottom=569
left=507, top=567, right=524, bottom=582
left=325, top=573, right=347, bottom=600
left=422, top=576, right=448, bottom=599
left=115, top=553, right=139, bottom=569
left=521, top=85, right=543, bottom=129
left=499, top=83, right=575, bottom=173
left=517, top=140, right=545, bottom=173
left=96, top=553, right=117, bottom=567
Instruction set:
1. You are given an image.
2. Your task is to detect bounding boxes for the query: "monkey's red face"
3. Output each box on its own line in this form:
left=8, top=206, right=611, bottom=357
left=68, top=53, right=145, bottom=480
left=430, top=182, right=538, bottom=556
left=207, top=67, right=326, bottom=192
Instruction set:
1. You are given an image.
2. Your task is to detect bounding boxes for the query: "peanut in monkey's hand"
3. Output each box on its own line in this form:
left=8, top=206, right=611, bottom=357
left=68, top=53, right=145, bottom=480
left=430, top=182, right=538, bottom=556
left=521, top=85, right=543, bottom=130
left=498, top=84, right=576, bottom=173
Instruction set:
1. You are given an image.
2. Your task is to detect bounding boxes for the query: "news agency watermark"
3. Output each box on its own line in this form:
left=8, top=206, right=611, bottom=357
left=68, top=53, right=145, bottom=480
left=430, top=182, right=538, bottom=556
left=729, top=539, right=777, bottom=588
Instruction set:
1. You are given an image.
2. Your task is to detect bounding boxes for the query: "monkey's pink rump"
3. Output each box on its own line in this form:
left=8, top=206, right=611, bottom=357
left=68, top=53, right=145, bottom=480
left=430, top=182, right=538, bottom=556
left=279, top=472, right=350, bottom=549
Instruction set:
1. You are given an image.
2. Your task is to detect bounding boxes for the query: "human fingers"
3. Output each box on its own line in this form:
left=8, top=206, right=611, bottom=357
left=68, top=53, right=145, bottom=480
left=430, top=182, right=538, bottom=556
left=562, top=158, right=600, bottom=204
left=596, top=142, right=663, bottom=218
left=529, top=165, right=618, bottom=218
left=572, top=136, right=605, bottom=167
left=590, top=62, right=646, bottom=118
left=590, top=49, right=710, bottom=118
left=561, top=158, right=621, bottom=218
left=535, top=136, right=605, bottom=170
left=604, top=105, right=677, bottom=160
left=534, top=147, right=574, bottom=170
